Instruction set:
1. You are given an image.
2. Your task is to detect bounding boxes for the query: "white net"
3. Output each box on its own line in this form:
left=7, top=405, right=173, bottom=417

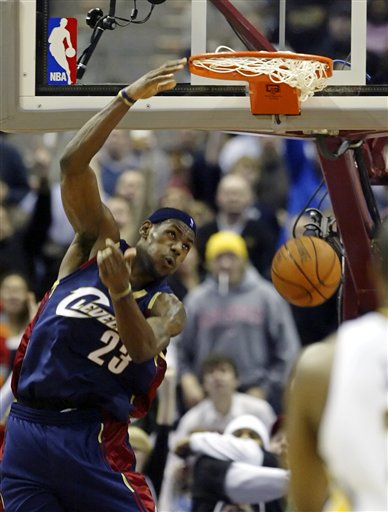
left=191, top=46, right=332, bottom=102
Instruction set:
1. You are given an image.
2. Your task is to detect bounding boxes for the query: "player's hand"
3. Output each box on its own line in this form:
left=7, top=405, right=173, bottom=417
left=97, top=238, right=132, bottom=295
left=123, top=58, right=186, bottom=101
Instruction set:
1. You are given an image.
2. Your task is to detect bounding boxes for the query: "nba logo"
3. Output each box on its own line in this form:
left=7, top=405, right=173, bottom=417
left=47, top=18, right=77, bottom=86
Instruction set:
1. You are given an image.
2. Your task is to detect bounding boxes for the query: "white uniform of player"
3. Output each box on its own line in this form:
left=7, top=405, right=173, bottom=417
left=318, top=311, right=388, bottom=511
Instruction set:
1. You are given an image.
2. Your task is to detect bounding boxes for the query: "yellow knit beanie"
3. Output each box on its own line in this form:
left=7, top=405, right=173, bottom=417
left=205, top=231, right=248, bottom=262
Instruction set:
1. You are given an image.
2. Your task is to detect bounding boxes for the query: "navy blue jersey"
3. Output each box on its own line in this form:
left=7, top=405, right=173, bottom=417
left=12, top=240, right=172, bottom=422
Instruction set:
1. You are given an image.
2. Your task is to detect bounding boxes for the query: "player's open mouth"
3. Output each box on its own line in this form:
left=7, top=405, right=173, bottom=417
left=164, top=256, right=175, bottom=269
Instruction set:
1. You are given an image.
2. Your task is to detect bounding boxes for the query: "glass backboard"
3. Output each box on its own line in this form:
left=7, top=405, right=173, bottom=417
left=0, top=0, right=387, bottom=136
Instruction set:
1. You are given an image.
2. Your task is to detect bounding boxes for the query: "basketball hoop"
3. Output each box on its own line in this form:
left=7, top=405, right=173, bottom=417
left=189, top=46, right=333, bottom=115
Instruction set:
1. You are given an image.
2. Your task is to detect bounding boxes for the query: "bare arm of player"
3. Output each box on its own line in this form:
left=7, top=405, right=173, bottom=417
left=113, top=292, right=185, bottom=363
left=147, top=292, right=187, bottom=340
left=58, top=59, right=187, bottom=273
left=97, top=239, right=186, bottom=363
left=286, top=340, right=334, bottom=512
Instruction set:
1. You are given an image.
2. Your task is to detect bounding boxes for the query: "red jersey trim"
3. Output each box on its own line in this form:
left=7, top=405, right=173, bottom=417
left=130, top=354, right=167, bottom=419
left=100, top=415, right=155, bottom=512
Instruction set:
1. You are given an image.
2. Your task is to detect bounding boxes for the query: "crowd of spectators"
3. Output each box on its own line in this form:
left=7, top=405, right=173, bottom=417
left=1, top=120, right=387, bottom=509
left=0, top=0, right=387, bottom=508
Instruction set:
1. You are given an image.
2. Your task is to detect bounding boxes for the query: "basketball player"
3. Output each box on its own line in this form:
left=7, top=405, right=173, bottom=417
left=287, top=218, right=388, bottom=511
left=0, top=58, right=195, bottom=512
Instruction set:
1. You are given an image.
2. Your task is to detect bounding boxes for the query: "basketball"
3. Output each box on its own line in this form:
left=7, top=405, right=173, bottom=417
left=271, top=236, right=341, bottom=307
left=65, top=47, right=76, bottom=58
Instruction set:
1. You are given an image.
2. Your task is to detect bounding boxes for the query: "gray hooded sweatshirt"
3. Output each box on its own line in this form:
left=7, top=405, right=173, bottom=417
left=177, top=266, right=300, bottom=396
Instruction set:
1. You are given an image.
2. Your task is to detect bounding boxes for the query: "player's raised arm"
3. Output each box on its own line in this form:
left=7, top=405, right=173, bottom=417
left=59, top=58, right=186, bottom=245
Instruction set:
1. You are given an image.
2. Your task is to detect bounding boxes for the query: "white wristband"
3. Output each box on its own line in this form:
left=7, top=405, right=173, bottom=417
left=118, top=89, right=137, bottom=108
left=109, top=283, right=132, bottom=301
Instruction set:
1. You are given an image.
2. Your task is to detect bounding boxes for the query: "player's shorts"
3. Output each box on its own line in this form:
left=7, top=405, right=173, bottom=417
left=0, top=402, right=155, bottom=512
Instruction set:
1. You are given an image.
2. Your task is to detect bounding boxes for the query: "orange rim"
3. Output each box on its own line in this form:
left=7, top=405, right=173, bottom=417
left=189, top=50, right=332, bottom=66
left=189, top=50, right=333, bottom=115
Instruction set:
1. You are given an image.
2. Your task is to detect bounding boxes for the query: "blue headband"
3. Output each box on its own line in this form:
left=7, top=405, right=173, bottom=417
left=147, top=207, right=196, bottom=235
